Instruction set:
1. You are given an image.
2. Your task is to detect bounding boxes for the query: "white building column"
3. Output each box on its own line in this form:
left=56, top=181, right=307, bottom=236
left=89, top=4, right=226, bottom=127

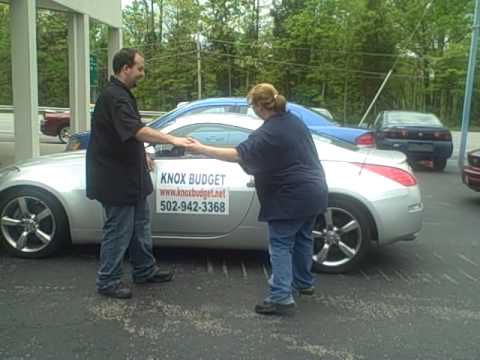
left=10, top=0, right=39, bottom=162
left=107, top=27, right=123, bottom=77
left=68, top=13, right=90, bottom=134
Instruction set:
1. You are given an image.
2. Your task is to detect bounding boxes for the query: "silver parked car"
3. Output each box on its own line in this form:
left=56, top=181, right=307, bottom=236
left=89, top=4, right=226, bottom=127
left=0, top=113, right=423, bottom=273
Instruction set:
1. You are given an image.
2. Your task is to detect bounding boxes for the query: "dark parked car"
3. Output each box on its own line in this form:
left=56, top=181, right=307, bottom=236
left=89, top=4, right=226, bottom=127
left=462, top=148, right=480, bottom=191
left=40, top=111, right=71, bottom=143
left=65, top=97, right=375, bottom=151
left=371, top=111, right=453, bottom=171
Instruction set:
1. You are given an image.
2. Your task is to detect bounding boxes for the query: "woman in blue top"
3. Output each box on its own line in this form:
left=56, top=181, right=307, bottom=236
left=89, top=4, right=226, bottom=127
left=186, top=83, right=328, bottom=315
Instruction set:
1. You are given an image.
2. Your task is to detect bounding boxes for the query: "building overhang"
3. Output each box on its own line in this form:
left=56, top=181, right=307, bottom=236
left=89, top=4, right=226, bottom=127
left=0, top=0, right=122, bottom=28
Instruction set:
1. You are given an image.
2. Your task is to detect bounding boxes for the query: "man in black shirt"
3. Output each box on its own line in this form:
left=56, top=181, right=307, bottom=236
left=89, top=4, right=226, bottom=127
left=86, top=48, right=192, bottom=299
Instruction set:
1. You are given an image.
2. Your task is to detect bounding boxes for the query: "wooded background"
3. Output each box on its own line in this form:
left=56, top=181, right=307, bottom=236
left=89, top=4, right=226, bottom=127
left=0, top=0, right=478, bottom=126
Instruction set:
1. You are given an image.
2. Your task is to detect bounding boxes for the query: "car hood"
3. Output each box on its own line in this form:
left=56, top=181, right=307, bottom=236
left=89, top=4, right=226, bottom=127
left=13, top=151, right=86, bottom=170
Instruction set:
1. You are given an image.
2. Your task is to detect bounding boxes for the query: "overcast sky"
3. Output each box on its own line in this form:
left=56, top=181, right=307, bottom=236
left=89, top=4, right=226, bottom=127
left=122, top=0, right=133, bottom=8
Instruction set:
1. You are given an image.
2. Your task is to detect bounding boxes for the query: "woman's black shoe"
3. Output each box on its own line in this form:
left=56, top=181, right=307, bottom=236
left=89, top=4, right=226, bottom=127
left=254, top=301, right=295, bottom=315
left=97, top=282, right=132, bottom=299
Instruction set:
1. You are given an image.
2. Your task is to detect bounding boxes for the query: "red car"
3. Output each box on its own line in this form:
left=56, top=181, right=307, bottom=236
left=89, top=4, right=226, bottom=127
left=40, top=111, right=71, bottom=143
left=462, top=148, right=480, bottom=191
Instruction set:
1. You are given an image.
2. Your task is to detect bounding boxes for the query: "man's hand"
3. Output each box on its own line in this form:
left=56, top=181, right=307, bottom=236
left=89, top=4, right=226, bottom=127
left=146, top=154, right=155, bottom=172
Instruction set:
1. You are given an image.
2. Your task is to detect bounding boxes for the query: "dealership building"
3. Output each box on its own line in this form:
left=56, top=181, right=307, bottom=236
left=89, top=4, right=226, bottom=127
left=0, top=0, right=122, bottom=162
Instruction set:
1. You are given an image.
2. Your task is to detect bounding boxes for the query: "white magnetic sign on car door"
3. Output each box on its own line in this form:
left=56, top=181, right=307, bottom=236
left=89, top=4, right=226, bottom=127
left=155, top=164, right=229, bottom=215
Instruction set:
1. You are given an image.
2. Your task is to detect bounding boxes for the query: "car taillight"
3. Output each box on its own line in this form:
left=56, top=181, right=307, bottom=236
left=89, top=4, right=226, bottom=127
left=382, top=128, right=408, bottom=139
left=356, top=133, right=376, bottom=147
left=433, top=131, right=451, bottom=141
left=354, top=163, right=417, bottom=186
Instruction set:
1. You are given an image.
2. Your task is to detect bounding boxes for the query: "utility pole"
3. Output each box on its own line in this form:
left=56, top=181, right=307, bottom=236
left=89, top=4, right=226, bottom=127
left=458, top=0, right=480, bottom=169
left=196, top=33, right=202, bottom=99
left=358, top=69, right=393, bottom=126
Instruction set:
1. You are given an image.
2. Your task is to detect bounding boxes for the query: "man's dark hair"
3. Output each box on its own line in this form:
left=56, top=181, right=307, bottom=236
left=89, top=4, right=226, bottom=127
left=112, top=48, right=142, bottom=74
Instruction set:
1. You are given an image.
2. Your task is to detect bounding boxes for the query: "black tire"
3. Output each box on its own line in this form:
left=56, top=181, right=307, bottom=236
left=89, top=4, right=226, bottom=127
left=432, top=158, right=447, bottom=171
left=311, top=197, right=372, bottom=274
left=57, top=125, right=70, bottom=144
left=0, top=187, right=69, bottom=258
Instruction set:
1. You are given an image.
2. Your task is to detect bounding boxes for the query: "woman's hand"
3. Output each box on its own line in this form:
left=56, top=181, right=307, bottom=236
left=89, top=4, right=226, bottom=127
left=171, top=136, right=194, bottom=147
left=185, top=138, right=206, bottom=153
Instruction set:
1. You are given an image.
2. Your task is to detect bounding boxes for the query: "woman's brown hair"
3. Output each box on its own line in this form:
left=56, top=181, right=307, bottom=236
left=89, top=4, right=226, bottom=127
left=247, top=83, right=287, bottom=113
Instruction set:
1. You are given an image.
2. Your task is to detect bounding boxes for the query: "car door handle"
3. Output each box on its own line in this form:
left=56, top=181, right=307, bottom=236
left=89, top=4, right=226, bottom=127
left=205, top=136, right=224, bottom=142
left=246, top=179, right=255, bottom=187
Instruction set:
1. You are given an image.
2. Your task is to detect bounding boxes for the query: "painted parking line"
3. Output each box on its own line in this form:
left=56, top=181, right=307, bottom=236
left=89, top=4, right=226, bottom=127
left=206, top=256, right=214, bottom=274
left=359, top=269, right=371, bottom=281
left=376, top=269, right=392, bottom=282
left=433, top=252, right=445, bottom=262
left=262, top=264, right=269, bottom=281
left=442, top=273, right=459, bottom=285
left=393, top=270, right=411, bottom=283
left=457, top=253, right=479, bottom=267
left=458, top=268, right=479, bottom=282
left=222, top=259, right=229, bottom=278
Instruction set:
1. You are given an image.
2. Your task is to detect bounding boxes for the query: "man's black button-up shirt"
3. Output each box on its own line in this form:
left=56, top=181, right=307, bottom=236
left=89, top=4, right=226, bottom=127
left=86, top=76, right=153, bottom=205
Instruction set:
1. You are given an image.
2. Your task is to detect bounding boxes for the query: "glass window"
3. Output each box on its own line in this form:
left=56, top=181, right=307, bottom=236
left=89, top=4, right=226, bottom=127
left=244, top=106, right=303, bottom=121
left=171, top=124, right=251, bottom=147
left=310, top=107, right=333, bottom=120
left=385, top=112, right=443, bottom=127
left=245, top=106, right=259, bottom=118
left=373, top=114, right=383, bottom=129
left=182, top=105, right=237, bottom=116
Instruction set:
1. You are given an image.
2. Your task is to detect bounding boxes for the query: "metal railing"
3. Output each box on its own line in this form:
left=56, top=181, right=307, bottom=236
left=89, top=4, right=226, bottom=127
left=0, top=105, right=165, bottom=119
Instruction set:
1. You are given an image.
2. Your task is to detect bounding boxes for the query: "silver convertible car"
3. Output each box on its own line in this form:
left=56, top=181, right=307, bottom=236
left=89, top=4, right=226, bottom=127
left=0, top=113, right=423, bottom=273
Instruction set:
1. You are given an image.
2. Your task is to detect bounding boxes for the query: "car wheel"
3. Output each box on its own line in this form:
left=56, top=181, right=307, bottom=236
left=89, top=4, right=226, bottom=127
left=432, top=158, right=447, bottom=171
left=58, top=125, right=70, bottom=144
left=311, top=197, right=372, bottom=274
left=0, top=187, right=69, bottom=258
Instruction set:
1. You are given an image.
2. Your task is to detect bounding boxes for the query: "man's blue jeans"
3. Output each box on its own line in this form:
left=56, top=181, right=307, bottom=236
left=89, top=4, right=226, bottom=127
left=96, top=198, right=157, bottom=290
left=266, top=215, right=317, bottom=304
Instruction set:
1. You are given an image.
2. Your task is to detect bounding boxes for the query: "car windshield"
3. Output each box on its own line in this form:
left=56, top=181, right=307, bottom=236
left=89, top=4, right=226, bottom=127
left=386, top=112, right=442, bottom=127
left=145, top=108, right=178, bottom=127
left=310, top=130, right=359, bottom=151
left=310, top=107, right=333, bottom=119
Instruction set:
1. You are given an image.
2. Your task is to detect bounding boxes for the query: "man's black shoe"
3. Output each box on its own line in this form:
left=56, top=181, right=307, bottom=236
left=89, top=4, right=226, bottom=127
left=254, top=301, right=295, bottom=315
left=97, top=282, right=132, bottom=299
left=134, top=269, right=174, bottom=284
left=295, top=286, right=315, bottom=296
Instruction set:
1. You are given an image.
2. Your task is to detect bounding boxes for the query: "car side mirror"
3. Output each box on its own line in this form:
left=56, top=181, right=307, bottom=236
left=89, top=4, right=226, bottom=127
left=155, top=144, right=185, bottom=157
left=145, top=143, right=155, bottom=155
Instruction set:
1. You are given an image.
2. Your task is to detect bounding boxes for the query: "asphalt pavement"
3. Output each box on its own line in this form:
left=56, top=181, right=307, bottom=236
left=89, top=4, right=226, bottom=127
left=1, top=157, right=480, bottom=359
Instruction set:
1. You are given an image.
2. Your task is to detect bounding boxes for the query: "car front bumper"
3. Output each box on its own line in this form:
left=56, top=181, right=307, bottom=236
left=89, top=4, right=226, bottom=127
left=462, top=165, right=480, bottom=191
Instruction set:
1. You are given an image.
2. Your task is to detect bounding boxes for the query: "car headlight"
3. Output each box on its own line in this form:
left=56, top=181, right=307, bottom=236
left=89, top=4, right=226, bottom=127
left=0, top=165, right=20, bottom=178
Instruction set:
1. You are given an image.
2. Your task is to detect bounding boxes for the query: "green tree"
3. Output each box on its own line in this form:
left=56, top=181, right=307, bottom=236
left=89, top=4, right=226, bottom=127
left=0, top=4, right=11, bottom=105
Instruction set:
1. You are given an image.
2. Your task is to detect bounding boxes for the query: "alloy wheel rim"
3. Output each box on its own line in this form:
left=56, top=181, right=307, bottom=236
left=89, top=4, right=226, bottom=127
left=60, top=127, right=70, bottom=142
left=0, top=196, right=55, bottom=253
left=312, top=207, right=362, bottom=268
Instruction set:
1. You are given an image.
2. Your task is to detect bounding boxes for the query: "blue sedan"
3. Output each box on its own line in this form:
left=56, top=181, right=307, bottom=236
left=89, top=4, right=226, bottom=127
left=371, top=111, right=453, bottom=171
left=65, top=97, right=375, bottom=151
